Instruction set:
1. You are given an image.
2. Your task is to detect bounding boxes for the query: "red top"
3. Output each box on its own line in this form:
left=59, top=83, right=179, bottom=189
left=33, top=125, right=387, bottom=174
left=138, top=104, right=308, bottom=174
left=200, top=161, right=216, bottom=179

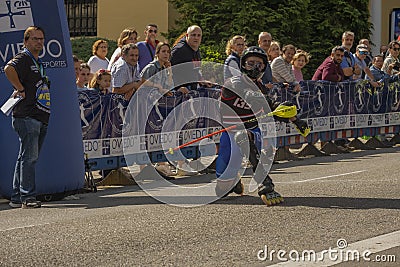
left=312, top=56, right=344, bottom=82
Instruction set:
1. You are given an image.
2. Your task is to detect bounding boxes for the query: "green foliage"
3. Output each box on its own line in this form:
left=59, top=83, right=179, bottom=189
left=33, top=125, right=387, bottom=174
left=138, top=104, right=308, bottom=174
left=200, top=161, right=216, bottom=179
left=200, top=42, right=226, bottom=64
left=70, top=37, right=117, bottom=62
left=167, top=0, right=372, bottom=80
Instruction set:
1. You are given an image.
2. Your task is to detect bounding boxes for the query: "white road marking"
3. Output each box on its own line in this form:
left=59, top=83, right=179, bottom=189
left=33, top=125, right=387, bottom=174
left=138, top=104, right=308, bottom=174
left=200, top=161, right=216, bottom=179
left=0, top=223, right=51, bottom=232
left=267, top=230, right=400, bottom=266
left=275, top=170, right=366, bottom=184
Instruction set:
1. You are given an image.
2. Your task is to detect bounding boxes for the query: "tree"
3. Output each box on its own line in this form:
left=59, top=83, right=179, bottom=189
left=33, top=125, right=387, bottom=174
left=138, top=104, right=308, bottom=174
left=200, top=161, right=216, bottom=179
left=167, top=0, right=372, bottom=80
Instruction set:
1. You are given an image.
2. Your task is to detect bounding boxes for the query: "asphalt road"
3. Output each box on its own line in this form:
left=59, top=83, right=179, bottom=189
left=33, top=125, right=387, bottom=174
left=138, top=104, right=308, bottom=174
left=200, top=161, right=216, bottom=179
left=0, top=146, right=399, bottom=267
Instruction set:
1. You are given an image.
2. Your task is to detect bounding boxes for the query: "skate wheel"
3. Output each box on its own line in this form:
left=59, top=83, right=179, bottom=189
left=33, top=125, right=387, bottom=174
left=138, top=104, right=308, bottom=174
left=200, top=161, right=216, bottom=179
left=270, top=198, right=276, bottom=205
left=274, top=198, right=280, bottom=204
left=279, top=197, right=284, bottom=203
left=260, top=195, right=272, bottom=206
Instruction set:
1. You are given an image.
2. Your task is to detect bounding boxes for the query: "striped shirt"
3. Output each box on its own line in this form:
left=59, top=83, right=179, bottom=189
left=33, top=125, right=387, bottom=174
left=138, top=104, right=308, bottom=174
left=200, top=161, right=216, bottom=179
left=271, top=56, right=297, bottom=84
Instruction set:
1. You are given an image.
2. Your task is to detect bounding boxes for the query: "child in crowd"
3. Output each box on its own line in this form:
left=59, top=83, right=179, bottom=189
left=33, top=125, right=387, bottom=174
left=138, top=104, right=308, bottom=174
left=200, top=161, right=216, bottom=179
left=73, top=54, right=82, bottom=79
left=89, top=69, right=111, bottom=94
left=76, top=63, right=91, bottom=90
left=291, top=50, right=310, bottom=82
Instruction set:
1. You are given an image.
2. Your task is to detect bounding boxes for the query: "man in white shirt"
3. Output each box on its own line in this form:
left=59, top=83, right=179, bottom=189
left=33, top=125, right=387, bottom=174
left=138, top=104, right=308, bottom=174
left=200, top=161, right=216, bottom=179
left=111, top=43, right=142, bottom=100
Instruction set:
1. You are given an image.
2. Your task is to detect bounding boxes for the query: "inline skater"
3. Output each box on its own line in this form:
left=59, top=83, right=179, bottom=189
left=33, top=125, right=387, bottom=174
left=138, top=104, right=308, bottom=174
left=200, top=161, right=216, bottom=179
left=216, top=46, right=309, bottom=205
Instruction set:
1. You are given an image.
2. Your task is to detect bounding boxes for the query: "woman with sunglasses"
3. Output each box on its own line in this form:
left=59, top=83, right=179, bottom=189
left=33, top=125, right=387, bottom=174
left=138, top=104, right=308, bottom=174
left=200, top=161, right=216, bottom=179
left=353, top=44, right=380, bottom=87
left=137, top=24, right=160, bottom=72
left=382, top=40, right=400, bottom=76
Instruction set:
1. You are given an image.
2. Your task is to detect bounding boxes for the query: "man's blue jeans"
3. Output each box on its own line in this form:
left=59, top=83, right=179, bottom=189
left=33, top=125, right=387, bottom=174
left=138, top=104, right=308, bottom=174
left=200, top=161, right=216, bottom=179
left=11, top=117, right=48, bottom=203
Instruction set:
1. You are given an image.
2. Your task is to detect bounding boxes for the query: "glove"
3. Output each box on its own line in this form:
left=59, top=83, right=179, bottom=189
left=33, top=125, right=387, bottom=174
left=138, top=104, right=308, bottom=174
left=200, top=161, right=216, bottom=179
left=293, top=118, right=310, bottom=137
left=268, top=101, right=297, bottom=119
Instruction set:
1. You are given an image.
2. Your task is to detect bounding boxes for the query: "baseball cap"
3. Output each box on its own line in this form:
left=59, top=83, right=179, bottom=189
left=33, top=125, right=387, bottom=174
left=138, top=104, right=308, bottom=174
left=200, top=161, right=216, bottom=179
left=356, top=44, right=368, bottom=52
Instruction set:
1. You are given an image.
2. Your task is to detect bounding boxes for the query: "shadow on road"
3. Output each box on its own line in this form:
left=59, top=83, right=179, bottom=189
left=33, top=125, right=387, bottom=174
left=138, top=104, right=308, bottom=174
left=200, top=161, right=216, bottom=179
left=271, top=146, right=400, bottom=171
left=1, top=147, right=398, bottom=211
left=6, top=194, right=394, bottom=210
left=212, top=195, right=400, bottom=210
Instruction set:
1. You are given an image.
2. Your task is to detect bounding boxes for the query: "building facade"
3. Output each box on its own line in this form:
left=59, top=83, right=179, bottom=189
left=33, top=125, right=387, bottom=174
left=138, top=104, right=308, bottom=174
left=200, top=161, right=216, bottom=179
left=65, top=0, right=399, bottom=53
left=370, top=0, right=400, bottom=55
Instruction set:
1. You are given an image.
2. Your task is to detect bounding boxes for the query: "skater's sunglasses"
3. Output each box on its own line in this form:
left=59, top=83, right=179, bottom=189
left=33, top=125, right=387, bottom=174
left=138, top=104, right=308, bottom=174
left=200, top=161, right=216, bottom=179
left=392, top=47, right=400, bottom=51
left=245, top=61, right=264, bottom=69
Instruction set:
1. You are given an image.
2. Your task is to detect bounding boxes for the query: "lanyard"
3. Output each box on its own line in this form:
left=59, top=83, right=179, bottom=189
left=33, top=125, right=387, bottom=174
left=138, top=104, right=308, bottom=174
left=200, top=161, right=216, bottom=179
left=24, top=48, right=51, bottom=111
left=24, top=48, right=45, bottom=78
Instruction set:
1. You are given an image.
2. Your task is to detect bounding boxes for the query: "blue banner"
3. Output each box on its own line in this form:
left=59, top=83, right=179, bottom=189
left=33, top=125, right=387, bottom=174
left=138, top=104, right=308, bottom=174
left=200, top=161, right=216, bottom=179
left=0, top=0, right=85, bottom=198
left=78, top=80, right=400, bottom=161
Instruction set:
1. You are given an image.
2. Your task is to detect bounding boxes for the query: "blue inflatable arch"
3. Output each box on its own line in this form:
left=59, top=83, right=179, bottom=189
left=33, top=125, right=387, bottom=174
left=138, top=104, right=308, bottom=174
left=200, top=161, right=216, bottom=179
left=0, top=0, right=85, bottom=198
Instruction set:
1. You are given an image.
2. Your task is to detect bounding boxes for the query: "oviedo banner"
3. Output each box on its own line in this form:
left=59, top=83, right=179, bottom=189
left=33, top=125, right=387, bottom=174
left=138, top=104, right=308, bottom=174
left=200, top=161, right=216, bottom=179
left=79, top=79, right=400, bottom=163
left=0, top=0, right=84, bottom=198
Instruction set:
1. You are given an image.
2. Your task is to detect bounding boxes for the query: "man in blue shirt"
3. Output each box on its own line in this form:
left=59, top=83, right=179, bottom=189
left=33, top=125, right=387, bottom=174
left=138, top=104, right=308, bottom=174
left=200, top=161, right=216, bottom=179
left=367, top=54, right=399, bottom=82
left=340, top=31, right=361, bottom=80
left=137, top=24, right=159, bottom=72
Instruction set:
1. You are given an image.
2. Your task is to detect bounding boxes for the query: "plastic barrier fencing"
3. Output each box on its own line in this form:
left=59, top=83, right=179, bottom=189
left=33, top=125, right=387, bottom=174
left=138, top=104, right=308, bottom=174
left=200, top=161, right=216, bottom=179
left=78, top=79, right=400, bottom=170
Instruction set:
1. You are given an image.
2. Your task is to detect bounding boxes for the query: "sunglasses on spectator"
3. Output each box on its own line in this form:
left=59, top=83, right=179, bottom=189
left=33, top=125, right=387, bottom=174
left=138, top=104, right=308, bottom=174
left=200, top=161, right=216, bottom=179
left=392, top=47, right=400, bottom=51
left=148, top=29, right=157, bottom=33
left=358, top=51, right=368, bottom=55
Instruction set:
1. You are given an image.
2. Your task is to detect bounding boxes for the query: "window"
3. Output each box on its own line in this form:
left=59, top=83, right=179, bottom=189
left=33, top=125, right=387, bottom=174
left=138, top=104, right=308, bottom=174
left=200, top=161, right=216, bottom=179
left=65, top=0, right=97, bottom=37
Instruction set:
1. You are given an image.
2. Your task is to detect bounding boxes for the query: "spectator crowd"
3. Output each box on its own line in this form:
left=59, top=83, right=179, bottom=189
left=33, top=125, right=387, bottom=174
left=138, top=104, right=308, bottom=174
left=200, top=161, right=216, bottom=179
left=73, top=24, right=400, bottom=177
left=74, top=25, right=400, bottom=97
